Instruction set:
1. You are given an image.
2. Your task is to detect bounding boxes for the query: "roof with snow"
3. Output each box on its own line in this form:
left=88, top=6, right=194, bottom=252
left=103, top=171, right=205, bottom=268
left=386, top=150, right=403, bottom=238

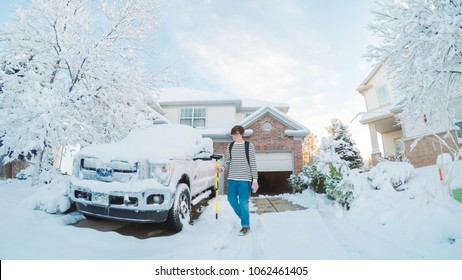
left=198, top=106, right=310, bottom=140
left=239, top=106, right=310, bottom=139
left=356, top=61, right=386, bottom=94
left=158, top=87, right=290, bottom=112
left=157, top=87, right=308, bottom=140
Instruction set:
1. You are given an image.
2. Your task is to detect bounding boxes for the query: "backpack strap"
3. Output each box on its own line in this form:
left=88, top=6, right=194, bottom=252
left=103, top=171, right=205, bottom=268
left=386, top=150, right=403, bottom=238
left=244, top=140, right=250, bottom=165
left=229, top=141, right=234, bottom=160
left=229, top=140, right=250, bottom=165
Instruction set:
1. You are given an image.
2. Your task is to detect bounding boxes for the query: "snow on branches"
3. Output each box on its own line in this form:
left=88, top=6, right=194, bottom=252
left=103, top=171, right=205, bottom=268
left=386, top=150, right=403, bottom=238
left=367, top=0, right=462, bottom=128
left=0, top=0, right=171, bottom=183
left=367, top=0, right=462, bottom=198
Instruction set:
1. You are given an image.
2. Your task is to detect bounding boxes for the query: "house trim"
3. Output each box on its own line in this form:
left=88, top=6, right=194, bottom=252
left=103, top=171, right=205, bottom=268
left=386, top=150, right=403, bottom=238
left=357, top=61, right=386, bottom=94
left=239, top=106, right=309, bottom=133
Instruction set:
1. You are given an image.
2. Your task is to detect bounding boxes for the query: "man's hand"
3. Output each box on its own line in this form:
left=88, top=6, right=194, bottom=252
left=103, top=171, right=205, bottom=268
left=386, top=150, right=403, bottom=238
left=252, top=181, right=259, bottom=193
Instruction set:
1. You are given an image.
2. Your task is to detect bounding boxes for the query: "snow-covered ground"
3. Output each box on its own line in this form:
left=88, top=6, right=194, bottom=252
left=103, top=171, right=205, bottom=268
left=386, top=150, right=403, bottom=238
left=1, top=164, right=462, bottom=260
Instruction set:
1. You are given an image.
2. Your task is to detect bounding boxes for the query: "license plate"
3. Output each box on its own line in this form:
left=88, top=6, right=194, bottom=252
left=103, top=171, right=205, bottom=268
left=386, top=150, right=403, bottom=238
left=91, top=192, right=109, bottom=206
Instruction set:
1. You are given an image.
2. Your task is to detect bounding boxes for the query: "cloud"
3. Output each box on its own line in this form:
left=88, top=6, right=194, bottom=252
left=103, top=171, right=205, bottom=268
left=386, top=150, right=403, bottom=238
left=175, top=28, right=304, bottom=99
left=158, top=0, right=374, bottom=156
left=164, top=0, right=334, bottom=98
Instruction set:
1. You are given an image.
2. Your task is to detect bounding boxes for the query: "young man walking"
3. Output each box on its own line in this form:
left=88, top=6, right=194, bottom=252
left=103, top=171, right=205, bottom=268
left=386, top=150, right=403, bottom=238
left=218, top=125, right=259, bottom=235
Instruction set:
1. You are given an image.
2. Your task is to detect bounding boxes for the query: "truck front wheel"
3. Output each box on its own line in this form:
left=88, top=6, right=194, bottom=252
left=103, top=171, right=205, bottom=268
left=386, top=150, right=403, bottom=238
left=165, top=183, right=191, bottom=232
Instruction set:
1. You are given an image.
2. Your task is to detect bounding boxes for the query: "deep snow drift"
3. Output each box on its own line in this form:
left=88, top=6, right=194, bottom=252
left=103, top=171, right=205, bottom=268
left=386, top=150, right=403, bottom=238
left=0, top=164, right=461, bottom=260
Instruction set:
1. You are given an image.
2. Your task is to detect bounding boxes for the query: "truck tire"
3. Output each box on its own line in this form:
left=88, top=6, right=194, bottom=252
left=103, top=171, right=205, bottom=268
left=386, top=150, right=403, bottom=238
left=165, top=183, right=191, bottom=232
left=208, top=185, right=217, bottom=199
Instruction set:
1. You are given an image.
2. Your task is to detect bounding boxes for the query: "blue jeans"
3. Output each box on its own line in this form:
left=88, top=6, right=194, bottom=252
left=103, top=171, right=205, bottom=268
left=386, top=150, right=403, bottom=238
left=227, top=179, right=251, bottom=227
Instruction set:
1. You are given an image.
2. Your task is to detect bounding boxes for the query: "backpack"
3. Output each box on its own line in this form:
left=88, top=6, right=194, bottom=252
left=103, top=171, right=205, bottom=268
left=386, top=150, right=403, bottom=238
left=229, top=141, right=250, bottom=165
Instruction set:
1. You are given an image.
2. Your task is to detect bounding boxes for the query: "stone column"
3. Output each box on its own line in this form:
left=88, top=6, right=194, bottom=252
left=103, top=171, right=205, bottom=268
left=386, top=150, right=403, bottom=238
left=368, top=123, right=382, bottom=166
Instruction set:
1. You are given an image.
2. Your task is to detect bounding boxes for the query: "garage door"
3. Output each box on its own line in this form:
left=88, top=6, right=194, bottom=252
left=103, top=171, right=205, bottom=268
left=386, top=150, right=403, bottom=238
left=256, top=152, right=293, bottom=172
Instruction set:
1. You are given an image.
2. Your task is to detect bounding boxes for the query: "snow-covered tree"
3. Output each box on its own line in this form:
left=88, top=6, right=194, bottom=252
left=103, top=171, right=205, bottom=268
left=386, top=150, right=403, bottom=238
left=288, top=160, right=326, bottom=194
left=0, top=0, right=172, bottom=184
left=302, top=132, right=319, bottom=164
left=367, top=0, right=462, bottom=129
left=317, top=137, right=355, bottom=208
left=367, top=0, right=462, bottom=196
left=326, top=117, right=363, bottom=170
left=288, top=136, right=358, bottom=208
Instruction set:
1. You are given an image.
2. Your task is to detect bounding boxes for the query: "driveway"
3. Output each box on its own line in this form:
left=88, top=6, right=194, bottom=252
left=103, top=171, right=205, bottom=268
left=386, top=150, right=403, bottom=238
left=251, top=197, right=306, bottom=214
left=72, top=196, right=306, bottom=238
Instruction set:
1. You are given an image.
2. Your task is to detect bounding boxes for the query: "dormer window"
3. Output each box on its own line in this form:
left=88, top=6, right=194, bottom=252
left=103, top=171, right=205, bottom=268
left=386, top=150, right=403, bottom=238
left=376, top=86, right=390, bottom=106
left=180, top=107, right=206, bottom=128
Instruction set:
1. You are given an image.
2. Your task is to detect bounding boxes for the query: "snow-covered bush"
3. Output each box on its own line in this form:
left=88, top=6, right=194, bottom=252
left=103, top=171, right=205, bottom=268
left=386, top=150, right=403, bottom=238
left=326, top=117, right=363, bottom=170
left=323, top=162, right=358, bottom=209
left=288, top=165, right=309, bottom=193
left=15, top=165, right=34, bottom=180
left=367, top=161, right=415, bottom=191
left=289, top=136, right=363, bottom=209
left=288, top=161, right=326, bottom=194
left=23, top=174, right=72, bottom=214
left=306, top=160, right=327, bottom=194
left=328, top=170, right=365, bottom=210
left=377, top=153, right=409, bottom=163
left=317, top=137, right=357, bottom=208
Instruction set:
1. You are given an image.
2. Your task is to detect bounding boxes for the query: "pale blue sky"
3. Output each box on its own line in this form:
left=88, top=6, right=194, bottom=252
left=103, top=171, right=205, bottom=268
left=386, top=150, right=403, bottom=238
left=0, top=0, right=381, bottom=158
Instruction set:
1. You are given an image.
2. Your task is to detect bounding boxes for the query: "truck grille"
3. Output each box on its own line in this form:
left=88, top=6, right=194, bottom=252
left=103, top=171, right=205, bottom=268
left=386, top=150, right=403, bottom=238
left=80, top=158, right=137, bottom=182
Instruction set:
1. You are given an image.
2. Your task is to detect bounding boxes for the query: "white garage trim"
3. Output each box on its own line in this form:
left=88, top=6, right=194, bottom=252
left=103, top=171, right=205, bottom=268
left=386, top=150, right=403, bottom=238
left=256, top=152, right=293, bottom=172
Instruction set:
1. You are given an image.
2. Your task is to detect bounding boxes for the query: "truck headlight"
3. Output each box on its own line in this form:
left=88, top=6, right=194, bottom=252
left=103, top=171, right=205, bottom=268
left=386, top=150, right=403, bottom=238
left=72, top=157, right=82, bottom=178
left=137, top=160, right=151, bottom=179
left=151, top=163, right=174, bottom=186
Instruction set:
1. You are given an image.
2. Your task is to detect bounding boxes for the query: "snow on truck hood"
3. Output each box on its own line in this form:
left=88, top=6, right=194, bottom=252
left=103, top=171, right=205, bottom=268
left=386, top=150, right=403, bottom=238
left=76, top=124, right=207, bottom=163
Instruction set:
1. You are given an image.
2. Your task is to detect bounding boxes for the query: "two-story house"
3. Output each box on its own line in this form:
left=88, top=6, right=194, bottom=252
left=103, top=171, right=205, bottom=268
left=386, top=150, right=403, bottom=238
left=158, top=87, right=310, bottom=194
left=1, top=87, right=310, bottom=194
left=357, top=62, right=462, bottom=167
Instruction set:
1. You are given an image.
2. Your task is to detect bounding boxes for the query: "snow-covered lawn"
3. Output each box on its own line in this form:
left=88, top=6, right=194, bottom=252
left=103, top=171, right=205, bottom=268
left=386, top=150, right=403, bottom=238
left=1, top=165, right=462, bottom=260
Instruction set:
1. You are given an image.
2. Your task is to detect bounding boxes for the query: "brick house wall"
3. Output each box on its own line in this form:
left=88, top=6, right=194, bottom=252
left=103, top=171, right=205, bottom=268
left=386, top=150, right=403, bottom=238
left=1, top=160, right=29, bottom=179
left=246, top=114, right=304, bottom=174
left=404, top=130, right=461, bottom=168
left=212, top=113, right=304, bottom=174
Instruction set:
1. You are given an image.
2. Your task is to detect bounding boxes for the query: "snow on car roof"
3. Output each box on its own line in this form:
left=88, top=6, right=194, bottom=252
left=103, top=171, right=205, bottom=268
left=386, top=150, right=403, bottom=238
left=77, top=124, right=206, bottom=163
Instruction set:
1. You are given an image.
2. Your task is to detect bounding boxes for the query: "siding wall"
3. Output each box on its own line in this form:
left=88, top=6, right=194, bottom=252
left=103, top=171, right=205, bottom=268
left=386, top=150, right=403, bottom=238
left=363, top=67, right=396, bottom=111
left=382, top=130, right=403, bottom=157
left=162, top=105, right=237, bottom=129
left=404, top=130, right=462, bottom=167
left=360, top=64, right=462, bottom=168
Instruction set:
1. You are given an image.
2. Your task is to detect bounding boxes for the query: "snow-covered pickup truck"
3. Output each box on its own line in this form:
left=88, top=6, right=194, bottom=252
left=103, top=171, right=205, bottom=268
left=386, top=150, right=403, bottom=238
left=69, top=124, right=218, bottom=232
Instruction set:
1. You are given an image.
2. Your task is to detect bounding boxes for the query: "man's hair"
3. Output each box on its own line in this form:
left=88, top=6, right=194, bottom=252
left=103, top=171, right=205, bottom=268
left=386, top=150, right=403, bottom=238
left=230, top=125, right=245, bottom=135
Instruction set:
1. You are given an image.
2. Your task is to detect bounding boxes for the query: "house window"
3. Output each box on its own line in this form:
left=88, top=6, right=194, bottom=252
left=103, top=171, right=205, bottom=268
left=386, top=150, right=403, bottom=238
left=376, top=86, right=390, bottom=106
left=394, top=138, right=405, bottom=155
left=180, top=108, right=206, bottom=128
left=262, top=121, right=273, bottom=131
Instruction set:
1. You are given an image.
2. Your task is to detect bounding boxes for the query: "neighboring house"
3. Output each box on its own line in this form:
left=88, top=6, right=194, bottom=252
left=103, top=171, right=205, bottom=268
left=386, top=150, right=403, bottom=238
left=357, top=62, right=462, bottom=167
left=0, top=158, right=28, bottom=179
left=0, top=154, right=13, bottom=178
left=0, top=82, right=17, bottom=179
left=0, top=97, right=168, bottom=179
left=158, top=87, right=310, bottom=194
left=1, top=86, right=310, bottom=189
left=0, top=83, right=18, bottom=179
left=0, top=138, right=30, bottom=179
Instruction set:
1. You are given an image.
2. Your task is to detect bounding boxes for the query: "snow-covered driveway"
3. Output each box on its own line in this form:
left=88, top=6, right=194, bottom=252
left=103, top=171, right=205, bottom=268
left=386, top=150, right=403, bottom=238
left=0, top=180, right=349, bottom=259
left=1, top=178, right=461, bottom=259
